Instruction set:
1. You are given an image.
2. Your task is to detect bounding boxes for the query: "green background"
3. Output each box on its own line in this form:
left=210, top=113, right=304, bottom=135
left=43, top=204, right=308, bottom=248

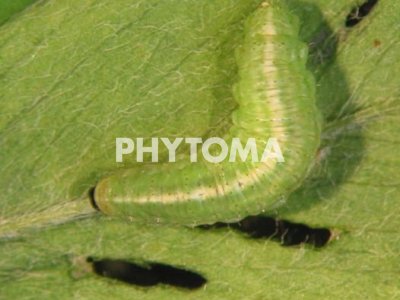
left=1, top=0, right=399, bottom=299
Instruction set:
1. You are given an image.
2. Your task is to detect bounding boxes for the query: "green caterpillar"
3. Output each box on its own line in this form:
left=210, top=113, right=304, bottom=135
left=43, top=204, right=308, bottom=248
left=93, top=1, right=321, bottom=225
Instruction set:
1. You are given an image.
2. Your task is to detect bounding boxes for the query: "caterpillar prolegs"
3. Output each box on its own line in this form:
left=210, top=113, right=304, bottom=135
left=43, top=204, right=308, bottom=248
left=93, top=1, right=321, bottom=225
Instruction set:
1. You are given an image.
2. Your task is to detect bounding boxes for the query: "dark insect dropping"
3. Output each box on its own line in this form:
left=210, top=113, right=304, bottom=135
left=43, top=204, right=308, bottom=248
left=345, top=0, right=379, bottom=27
left=198, top=215, right=333, bottom=248
left=87, top=257, right=207, bottom=290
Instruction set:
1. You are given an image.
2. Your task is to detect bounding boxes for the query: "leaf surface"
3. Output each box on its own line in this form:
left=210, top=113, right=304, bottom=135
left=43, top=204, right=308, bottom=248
left=1, top=0, right=399, bottom=299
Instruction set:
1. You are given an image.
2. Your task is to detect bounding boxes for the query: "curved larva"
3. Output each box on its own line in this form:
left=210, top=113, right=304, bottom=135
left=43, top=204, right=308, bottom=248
left=93, top=2, right=321, bottom=225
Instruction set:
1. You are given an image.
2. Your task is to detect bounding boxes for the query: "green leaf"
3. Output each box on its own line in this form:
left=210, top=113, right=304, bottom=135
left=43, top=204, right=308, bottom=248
left=1, top=0, right=399, bottom=299
left=0, top=0, right=36, bottom=26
